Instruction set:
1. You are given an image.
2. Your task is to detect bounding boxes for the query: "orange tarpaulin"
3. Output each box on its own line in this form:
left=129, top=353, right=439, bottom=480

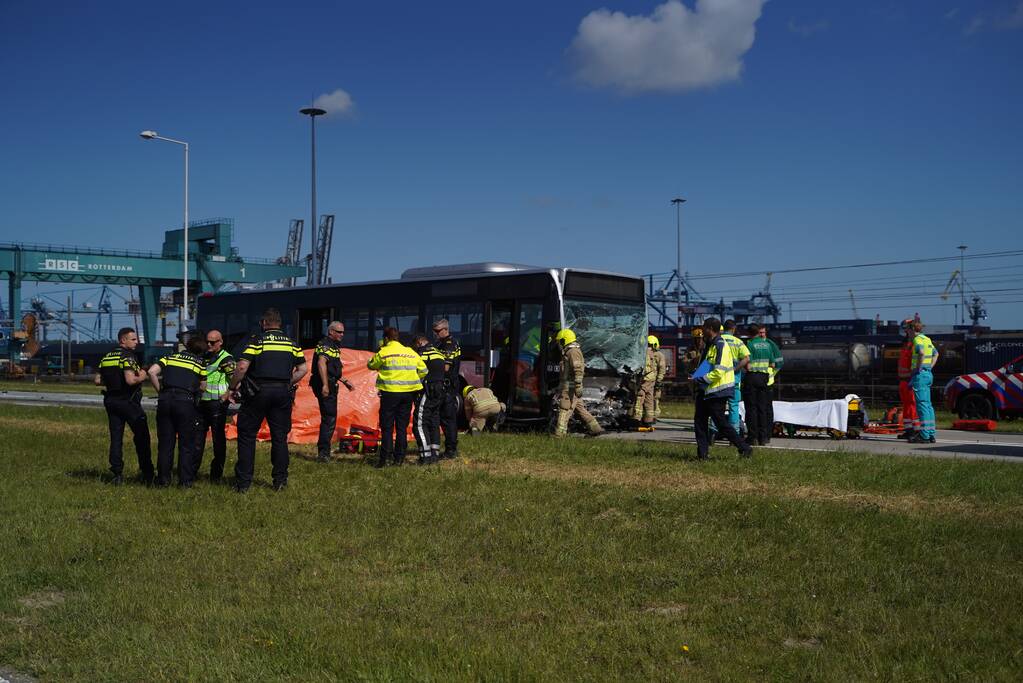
left=226, top=348, right=402, bottom=444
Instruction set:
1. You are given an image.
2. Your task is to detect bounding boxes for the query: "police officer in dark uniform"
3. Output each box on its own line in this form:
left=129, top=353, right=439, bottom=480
left=147, top=334, right=207, bottom=487
left=228, top=308, right=307, bottom=493
left=411, top=334, right=447, bottom=465
left=311, top=321, right=354, bottom=463
left=93, top=327, right=153, bottom=485
left=196, top=329, right=236, bottom=482
left=432, top=318, right=461, bottom=459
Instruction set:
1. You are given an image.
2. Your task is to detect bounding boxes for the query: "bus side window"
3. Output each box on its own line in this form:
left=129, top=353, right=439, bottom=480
left=341, top=309, right=371, bottom=350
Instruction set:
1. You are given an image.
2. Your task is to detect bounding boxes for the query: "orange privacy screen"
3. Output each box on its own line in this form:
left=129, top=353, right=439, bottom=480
left=225, top=348, right=401, bottom=444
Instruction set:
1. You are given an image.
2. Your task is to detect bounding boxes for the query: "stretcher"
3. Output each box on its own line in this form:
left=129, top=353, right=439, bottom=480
left=772, top=394, right=866, bottom=440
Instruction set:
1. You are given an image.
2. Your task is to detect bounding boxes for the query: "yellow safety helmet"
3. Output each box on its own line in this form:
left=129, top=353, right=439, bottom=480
left=691, top=327, right=703, bottom=338
left=647, top=335, right=659, bottom=349
left=555, top=328, right=576, bottom=346
left=462, top=385, right=474, bottom=398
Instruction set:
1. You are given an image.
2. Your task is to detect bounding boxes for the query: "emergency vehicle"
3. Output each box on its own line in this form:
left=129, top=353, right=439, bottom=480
left=944, top=354, right=1023, bottom=420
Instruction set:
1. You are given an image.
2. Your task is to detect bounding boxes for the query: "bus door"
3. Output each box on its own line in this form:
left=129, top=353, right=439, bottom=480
left=513, top=300, right=544, bottom=415
left=297, top=307, right=331, bottom=349
left=487, top=301, right=514, bottom=407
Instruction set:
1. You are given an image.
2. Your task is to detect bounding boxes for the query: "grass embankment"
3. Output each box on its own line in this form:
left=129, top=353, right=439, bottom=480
left=1, top=404, right=1022, bottom=680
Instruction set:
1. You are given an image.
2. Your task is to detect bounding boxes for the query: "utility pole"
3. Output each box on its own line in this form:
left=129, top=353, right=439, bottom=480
left=300, top=106, right=327, bottom=286
left=671, top=197, right=687, bottom=327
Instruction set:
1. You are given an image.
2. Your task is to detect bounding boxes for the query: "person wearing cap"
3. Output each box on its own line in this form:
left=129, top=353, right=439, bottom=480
left=411, top=334, right=447, bottom=465
left=147, top=334, right=208, bottom=487
left=368, top=327, right=428, bottom=467
left=464, top=384, right=506, bottom=435
left=432, top=318, right=462, bottom=459
left=552, top=328, right=604, bottom=437
left=896, top=319, right=921, bottom=439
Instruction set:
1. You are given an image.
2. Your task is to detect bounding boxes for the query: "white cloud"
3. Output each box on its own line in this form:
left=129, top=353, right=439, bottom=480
left=312, top=88, right=356, bottom=117
left=567, top=0, right=767, bottom=94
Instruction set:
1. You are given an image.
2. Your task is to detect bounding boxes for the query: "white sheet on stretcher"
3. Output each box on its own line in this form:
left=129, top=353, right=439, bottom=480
left=738, top=397, right=850, bottom=432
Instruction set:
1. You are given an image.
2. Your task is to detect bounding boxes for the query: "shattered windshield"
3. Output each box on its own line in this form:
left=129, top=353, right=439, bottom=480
left=563, top=298, right=647, bottom=375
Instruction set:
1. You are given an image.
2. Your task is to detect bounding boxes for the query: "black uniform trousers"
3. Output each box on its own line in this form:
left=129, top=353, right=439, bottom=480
left=103, top=394, right=153, bottom=478
left=235, top=384, right=293, bottom=489
left=741, top=372, right=773, bottom=444
left=413, top=382, right=444, bottom=457
left=694, top=391, right=748, bottom=459
left=197, top=399, right=228, bottom=480
left=316, top=388, right=339, bottom=459
left=156, top=395, right=200, bottom=486
left=440, top=387, right=459, bottom=455
left=379, top=391, right=414, bottom=463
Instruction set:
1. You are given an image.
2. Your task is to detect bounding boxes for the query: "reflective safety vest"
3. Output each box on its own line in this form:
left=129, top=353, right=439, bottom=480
left=911, top=333, right=937, bottom=371
left=747, top=337, right=782, bottom=374
left=202, top=349, right=235, bottom=401
left=721, top=333, right=750, bottom=372
left=701, top=336, right=736, bottom=398
left=368, top=340, right=428, bottom=393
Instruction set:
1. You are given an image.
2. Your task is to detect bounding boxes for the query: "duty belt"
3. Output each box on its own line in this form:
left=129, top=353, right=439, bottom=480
left=161, top=387, right=196, bottom=399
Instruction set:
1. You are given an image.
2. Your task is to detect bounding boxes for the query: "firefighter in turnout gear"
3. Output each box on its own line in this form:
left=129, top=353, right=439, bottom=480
left=897, top=319, right=920, bottom=439
left=228, top=308, right=308, bottom=493
left=94, top=327, right=154, bottom=485
left=412, top=335, right=447, bottom=465
left=650, top=335, right=667, bottom=419
left=368, top=327, right=428, bottom=467
left=908, top=321, right=939, bottom=444
left=196, top=329, right=235, bottom=481
left=631, top=336, right=660, bottom=427
left=147, top=334, right=208, bottom=487
left=311, top=322, right=354, bottom=463
left=552, top=328, right=605, bottom=437
left=692, top=318, right=752, bottom=460
left=464, top=384, right=506, bottom=434
left=432, top=319, right=462, bottom=459
left=682, top=327, right=705, bottom=398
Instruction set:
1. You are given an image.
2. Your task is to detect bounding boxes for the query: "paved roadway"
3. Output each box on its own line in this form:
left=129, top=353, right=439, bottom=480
left=613, top=418, right=1023, bottom=463
left=3, top=390, right=1022, bottom=463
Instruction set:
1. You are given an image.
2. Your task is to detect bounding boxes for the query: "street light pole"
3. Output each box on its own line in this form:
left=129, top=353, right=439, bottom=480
left=671, top=197, right=687, bottom=326
left=300, top=107, right=326, bottom=286
left=140, top=130, right=190, bottom=326
left=957, top=245, right=967, bottom=325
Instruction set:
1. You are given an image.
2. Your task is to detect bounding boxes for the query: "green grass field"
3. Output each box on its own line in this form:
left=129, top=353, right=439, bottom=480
left=1, top=404, right=1022, bottom=681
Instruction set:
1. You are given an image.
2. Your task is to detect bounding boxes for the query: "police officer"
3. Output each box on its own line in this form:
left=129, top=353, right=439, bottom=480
left=368, top=327, right=427, bottom=467
left=692, top=318, right=752, bottom=460
left=147, top=334, right=208, bottom=487
left=311, top=321, right=354, bottom=463
left=464, top=384, right=506, bottom=434
left=228, top=308, right=307, bottom=493
left=908, top=321, right=939, bottom=444
left=432, top=318, right=461, bottom=459
left=94, top=327, right=153, bottom=485
left=411, top=335, right=446, bottom=465
left=552, top=329, right=605, bottom=437
left=196, top=329, right=236, bottom=481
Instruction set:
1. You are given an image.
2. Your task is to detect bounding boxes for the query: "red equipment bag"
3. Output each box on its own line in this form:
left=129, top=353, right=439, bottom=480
left=951, top=419, right=997, bottom=432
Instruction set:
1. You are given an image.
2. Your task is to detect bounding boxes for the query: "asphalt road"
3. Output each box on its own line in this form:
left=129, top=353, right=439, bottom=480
left=3, top=390, right=1022, bottom=463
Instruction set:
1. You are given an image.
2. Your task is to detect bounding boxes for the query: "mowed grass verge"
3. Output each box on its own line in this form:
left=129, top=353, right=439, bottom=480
left=1, top=404, right=1022, bottom=681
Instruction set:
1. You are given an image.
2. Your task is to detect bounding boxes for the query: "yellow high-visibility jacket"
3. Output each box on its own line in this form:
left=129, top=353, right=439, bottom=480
left=368, top=340, right=427, bottom=393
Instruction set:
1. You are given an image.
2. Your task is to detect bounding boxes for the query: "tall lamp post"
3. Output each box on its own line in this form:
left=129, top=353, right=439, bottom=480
left=671, top=197, right=687, bottom=326
left=140, top=130, right=189, bottom=326
left=300, top=106, right=326, bottom=286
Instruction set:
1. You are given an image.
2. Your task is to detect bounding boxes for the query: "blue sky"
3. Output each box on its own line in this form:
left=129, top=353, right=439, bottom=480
left=2, top=0, right=1021, bottom=330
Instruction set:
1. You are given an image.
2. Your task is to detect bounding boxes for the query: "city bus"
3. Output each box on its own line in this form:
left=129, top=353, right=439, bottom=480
left=195, top=263, right=648, bottom=427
